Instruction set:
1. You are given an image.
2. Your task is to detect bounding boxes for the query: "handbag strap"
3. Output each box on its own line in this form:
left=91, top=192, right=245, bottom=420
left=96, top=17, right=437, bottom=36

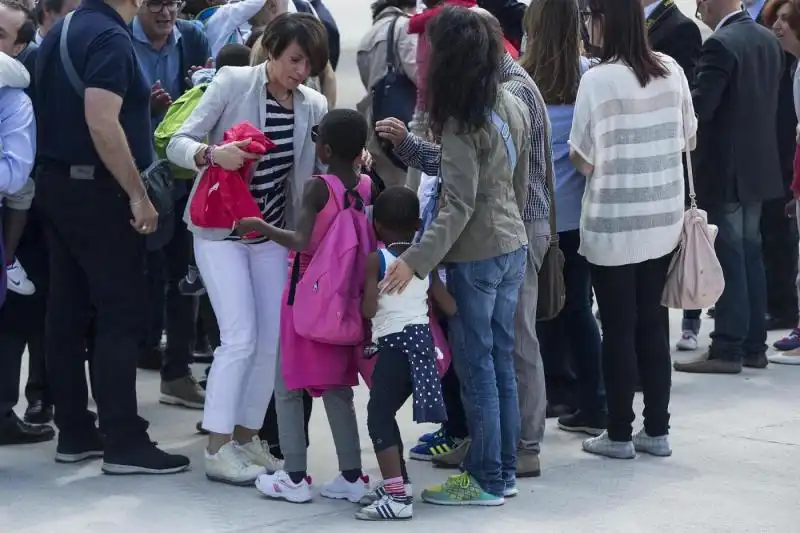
left=60, top=11, right=85, bottom=98
left=683, top=111, right=697, bottom=210
left=385, top=16, right=401, bottom=73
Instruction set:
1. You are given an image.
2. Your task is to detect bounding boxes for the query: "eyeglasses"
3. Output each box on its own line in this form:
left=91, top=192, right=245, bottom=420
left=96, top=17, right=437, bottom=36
left=311, top=125, right=320, bottom=142
left=145, top=1, right=183, bottom=13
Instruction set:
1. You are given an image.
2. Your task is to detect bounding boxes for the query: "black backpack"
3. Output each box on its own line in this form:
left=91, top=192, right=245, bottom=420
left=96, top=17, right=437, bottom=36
left=371, top=16, right=417, bottom=171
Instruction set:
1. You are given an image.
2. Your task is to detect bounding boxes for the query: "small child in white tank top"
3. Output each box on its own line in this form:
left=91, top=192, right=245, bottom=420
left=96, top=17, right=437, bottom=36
left=359, top=187, right=456, bottom=521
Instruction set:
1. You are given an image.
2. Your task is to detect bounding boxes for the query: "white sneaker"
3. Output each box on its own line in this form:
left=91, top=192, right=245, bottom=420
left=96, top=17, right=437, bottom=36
left=355, top=494, right=413, bottom=521
left=6, top=258, right=35, bottom=296
left=676, top=330, right=698, bottom=351
left=237, top=436, right=284, bottom=474
left=359, top=481, right=413, bottom=505
left=255, top=470, right=313, bottom=503
left=321, top=473, right=370, bottom=503
left=205, top=441, right=266, bottom=486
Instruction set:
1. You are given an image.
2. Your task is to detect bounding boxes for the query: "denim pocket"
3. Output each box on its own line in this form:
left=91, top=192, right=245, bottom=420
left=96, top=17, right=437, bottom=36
left=470, top=255, right=507, bottom=291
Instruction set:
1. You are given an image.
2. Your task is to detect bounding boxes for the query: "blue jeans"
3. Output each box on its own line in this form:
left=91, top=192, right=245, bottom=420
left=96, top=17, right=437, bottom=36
left=446, top=247, right=527, bottom=497
left=708, top=201, right=768, bottom=360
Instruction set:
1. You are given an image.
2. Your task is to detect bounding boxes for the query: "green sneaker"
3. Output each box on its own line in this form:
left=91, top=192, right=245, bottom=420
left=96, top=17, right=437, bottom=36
left=421, top=472, right=504, bottom=506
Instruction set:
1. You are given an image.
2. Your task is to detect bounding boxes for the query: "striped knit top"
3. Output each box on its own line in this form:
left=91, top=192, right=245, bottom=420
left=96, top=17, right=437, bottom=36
left=228, top=94, right=294, bottom=243
left=568, top=53, right=697, bottom=266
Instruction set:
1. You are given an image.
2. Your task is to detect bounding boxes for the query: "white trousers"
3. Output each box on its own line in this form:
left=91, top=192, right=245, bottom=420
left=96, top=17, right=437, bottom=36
left=194, top=237, right=287, bottom=434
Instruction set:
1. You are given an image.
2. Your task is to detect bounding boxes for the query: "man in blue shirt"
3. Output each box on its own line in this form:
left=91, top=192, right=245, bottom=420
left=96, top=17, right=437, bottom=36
left=0, top=3, right=42, bottom=444
left=34, top=0, right=190, bottom=474
left=131, top=0, right=210, bottom=411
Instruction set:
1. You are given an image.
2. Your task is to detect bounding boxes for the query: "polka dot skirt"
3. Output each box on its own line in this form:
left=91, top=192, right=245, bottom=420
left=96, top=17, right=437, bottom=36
left=378, top=324, right=448, bottom=424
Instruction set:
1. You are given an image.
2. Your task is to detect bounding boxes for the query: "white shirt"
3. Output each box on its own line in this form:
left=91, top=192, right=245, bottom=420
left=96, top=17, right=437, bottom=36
left=715, top=10, right=742, bottom=32
left=205, top=0, right=267, bottom=58
left=372, top=248, right=430, bottom=341
left=643, top=0, right=662, bottom=20
left=568, top=54, right=697, bottom=266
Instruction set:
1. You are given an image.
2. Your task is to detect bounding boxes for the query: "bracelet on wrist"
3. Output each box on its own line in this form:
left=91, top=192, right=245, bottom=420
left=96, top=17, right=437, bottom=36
left=129, top=194, right=147, bottom=206
left=204, top=145, right=216, bottom=167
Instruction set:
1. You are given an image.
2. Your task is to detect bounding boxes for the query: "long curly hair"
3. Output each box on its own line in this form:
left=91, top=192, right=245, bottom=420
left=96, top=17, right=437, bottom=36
left=424, top=6, right=503, bottom=134
left=520, top=0, right=582, bottom=105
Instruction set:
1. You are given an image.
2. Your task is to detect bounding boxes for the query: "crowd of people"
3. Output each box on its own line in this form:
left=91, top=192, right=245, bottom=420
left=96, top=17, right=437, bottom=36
left=0, top=0, right=799, bottom=523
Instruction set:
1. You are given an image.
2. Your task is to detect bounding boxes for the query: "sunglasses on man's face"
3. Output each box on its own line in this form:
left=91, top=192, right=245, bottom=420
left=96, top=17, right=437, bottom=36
left=311, top=125, right=320, bottom=142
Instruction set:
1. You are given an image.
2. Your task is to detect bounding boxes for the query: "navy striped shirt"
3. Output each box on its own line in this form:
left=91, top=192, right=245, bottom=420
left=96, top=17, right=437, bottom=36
left=228, top=95, right=294, bottom=242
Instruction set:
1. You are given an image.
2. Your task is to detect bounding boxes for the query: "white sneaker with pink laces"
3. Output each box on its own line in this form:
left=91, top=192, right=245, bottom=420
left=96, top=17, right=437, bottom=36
left=256, top=470, right=313, bottom=503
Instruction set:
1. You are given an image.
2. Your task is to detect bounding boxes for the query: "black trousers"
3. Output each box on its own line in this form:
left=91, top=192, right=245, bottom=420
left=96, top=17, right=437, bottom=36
left=366, top=345, right=411, bottom=481
left=0, top=203, right=50, bottom=417
left=144, top=197, right=197, bottom=382
left=761, top=197, right=798, bottom=320
left=590, top=253, right=673, bottom=442
left=37, top=164, right=149, bottom=450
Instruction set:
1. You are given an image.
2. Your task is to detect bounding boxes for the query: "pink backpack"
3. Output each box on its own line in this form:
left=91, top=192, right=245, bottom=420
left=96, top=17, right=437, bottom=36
left=291, top=174, right=375, bottom=345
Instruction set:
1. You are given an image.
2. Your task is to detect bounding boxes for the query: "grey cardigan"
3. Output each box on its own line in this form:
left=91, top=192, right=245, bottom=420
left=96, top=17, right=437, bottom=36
left=166, top=64, right=328, bottom=241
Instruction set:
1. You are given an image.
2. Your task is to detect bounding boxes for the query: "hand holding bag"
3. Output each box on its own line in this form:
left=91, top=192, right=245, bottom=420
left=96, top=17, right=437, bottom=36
left=536, top=101, right=566, bottom=321
left=661, top=120, right=725, bottom=309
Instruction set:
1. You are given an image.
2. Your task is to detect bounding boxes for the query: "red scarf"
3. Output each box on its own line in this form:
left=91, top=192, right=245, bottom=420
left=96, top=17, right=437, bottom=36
left=407, top=0, right=477, bottom=34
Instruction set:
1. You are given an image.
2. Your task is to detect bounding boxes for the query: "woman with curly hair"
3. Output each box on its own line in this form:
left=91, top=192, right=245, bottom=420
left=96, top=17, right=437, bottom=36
left=378, top=5, right=532, bottom=506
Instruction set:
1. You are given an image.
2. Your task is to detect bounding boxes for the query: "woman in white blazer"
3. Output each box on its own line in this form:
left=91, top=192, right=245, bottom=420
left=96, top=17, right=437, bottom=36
left=166, top=12, right=329, bottom=486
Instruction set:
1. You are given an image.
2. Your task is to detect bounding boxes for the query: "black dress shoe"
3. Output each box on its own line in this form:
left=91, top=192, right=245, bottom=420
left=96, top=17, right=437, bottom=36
left=765, top=313, right=796, bottom=331
left=0, top=414, right=55, bottom=445
left=24, top=401, right=54, bottom=425
left=546, top=403, right=575, bottom=419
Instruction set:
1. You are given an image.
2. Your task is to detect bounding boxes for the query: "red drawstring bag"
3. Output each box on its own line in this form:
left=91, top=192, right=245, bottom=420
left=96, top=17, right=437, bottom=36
left=190, top=121, right=275, bottom=232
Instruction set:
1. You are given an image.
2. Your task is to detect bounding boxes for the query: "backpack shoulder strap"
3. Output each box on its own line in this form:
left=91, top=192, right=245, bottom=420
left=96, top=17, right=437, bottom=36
left=385, top=16, right=400, bottom=71
left=489, top=110, right=517, bottom=170
left=60, top=11, right=85, bottom=98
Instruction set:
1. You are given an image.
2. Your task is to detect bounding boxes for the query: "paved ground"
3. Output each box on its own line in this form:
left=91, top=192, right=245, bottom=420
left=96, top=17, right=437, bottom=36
left=2, top=309, right=800, bottom=533
left=3, top=1, right=798, bottom=532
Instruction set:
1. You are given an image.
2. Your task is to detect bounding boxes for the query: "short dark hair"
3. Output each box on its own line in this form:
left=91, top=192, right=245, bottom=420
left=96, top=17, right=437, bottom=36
left=35, top=0, right=64, bottom=24
left=370, top=0, right=416, bottom=20
left=216, top=43, right=252, bottom=68
left=586, top=0, right=668, bottom=87
left=373, top=186, right=420, bottom=234
left=259, top=12, right=329, bottom=77
left=425, top=6, right=503, bottom=133
left=244, top=26, right=263, bottom=48
left=0, top=0, right=36, bottom=44
left=318, top=109, right=368, bottom=162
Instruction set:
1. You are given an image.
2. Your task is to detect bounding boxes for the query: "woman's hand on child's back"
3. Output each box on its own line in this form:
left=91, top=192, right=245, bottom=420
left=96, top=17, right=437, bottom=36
left=235, top=217, right=269, bottom=237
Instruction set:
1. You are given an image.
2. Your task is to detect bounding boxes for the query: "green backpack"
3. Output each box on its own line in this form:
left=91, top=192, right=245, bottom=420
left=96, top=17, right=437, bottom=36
left=154, top=83, right=209, bottom=180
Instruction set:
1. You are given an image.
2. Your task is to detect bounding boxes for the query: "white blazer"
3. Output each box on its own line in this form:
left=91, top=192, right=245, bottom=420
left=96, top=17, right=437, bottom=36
left=167, top=63, right=328, bottom=241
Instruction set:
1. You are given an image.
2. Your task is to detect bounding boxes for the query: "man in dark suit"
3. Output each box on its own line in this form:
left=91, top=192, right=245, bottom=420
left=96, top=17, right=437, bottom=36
left=645, top=0, right=702, bottom=81
left=674, top=0, right=784, bottom=374
left=645, top=0, right=705, bottom=351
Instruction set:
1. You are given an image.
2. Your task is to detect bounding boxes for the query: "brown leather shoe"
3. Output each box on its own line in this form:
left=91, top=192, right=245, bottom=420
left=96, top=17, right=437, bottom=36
left=673, top=354, right=742, bottom=374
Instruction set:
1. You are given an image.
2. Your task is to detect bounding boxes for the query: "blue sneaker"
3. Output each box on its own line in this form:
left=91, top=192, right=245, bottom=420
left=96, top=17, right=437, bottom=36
left=774, top=328, right=800, bottom=351
left=410, top=434, right=461, bottom=461
left=417, top=427, right=445, bottom=445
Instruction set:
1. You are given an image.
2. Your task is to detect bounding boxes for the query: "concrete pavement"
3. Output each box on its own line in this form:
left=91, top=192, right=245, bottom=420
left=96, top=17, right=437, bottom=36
left=2, top=2, right=798, bottom=532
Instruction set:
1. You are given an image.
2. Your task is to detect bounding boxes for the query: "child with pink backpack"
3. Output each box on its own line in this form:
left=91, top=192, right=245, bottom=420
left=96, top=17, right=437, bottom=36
left=235, top=109, right=378, bottom=504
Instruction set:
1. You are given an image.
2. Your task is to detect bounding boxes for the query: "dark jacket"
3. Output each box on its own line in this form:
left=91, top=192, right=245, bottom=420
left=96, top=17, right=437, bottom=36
left=691, top=12, right=785, bottom=205
left=174, top=19, right=212, bottom=94
left=16, top=41, right=38, bottom=100
left=646, top=0, right=702, bottom=82
left=477, top=0, right=525, bottom=49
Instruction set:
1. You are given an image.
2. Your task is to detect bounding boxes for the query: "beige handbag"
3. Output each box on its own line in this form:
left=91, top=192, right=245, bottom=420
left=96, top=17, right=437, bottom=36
left=661, top=123, right=725, bottom=309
